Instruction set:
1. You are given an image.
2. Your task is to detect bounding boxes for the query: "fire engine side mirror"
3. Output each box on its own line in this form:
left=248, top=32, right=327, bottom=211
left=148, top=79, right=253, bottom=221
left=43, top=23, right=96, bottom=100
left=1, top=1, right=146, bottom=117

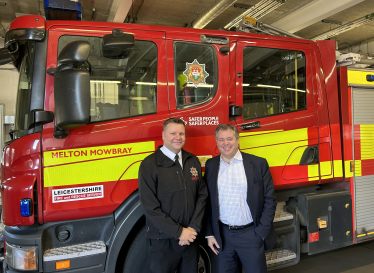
left=102, top=29, right=134, bottom=59
left=0, top=48, right=15, bottom=66
left=54, top=41, right=91, bottom=136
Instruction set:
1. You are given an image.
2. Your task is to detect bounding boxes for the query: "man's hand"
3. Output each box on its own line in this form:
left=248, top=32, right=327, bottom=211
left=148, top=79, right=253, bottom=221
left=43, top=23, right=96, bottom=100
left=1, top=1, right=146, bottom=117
left=179, top=227, right=197, bottom=246
left=207, top=237, right=220, bottom=255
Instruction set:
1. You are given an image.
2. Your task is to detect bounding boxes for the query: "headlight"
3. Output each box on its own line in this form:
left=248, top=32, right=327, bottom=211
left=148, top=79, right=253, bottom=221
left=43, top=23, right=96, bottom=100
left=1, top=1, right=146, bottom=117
left=5, top=242, right=38, bottom=270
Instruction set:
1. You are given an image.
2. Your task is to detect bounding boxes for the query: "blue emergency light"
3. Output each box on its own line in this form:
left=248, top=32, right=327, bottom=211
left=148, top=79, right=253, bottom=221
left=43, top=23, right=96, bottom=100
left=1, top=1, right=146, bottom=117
left=20, top=199, right=33, bottom=217
left=366, top=75, right=374, bottom=82
left=44, top=0, right=82, bottom=21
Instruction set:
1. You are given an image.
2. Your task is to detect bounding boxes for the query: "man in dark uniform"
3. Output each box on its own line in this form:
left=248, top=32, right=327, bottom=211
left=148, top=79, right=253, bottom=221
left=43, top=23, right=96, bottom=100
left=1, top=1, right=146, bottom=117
left=139, top=118, right=208, bottom=273
left=205, top=124, right=277, bottom=273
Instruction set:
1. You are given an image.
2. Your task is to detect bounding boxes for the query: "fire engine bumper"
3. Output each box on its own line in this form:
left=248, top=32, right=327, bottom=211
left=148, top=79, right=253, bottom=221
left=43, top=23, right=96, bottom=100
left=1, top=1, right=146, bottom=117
left=2, top=214, right=113, bottom=273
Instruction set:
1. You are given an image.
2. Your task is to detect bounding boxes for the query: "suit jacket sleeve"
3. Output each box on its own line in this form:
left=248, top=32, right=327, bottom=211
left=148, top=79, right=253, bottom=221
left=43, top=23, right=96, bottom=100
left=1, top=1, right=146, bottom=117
left=138, top=161, right=183, bottom=240
left=204, top=159, right=214, bottom=237
left=188, top=162, right=208, bottom=233
left=255, top=159, right=277, bottom=240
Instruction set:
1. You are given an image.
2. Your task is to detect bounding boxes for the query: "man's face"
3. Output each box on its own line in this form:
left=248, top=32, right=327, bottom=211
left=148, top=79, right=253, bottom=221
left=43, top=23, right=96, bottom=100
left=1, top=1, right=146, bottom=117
left=162, top=123, right=186, bottom=154
left=216, top=129, right=239, bottom=161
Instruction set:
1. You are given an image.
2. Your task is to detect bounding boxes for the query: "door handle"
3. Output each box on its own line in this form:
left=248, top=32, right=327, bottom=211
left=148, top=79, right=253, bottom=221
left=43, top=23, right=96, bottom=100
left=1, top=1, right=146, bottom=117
left=299, top=146, right=319, bottom=165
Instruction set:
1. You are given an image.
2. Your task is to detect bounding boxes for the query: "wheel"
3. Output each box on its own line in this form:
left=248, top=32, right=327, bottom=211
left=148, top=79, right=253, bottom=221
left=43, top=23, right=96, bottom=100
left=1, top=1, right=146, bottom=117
left=123, top=227, right=216, bottom=273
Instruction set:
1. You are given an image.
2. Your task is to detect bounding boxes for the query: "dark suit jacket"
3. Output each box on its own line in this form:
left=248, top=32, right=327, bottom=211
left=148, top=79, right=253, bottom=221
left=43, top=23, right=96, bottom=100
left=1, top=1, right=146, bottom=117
left=205, top=151, right=277, bottom=250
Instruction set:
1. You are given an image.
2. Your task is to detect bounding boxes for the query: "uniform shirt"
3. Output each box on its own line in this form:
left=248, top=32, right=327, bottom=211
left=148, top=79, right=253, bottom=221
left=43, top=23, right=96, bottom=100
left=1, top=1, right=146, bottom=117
left=218, top=150, right=253, bottom=226
left=160, top=145, right=182, bottom=169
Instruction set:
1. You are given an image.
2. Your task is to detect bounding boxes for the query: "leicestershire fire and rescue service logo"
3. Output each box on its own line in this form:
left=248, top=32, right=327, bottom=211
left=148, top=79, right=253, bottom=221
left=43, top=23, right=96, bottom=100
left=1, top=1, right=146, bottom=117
left=190, top=167, right=198, bottom=179
left=183, top=59, right=209, bottom=88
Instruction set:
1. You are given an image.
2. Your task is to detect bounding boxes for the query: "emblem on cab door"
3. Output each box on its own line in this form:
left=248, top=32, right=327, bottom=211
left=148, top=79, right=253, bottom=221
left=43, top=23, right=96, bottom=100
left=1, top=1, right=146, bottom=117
left=183, top=59, right=209, bottom=88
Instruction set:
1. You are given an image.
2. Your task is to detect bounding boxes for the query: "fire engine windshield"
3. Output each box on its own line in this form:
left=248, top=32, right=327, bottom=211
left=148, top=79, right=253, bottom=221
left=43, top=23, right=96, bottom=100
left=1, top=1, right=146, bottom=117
left=242, top=47, right=307, bottom=120
left=14, top=42, right=35, bottom=139
left=58, top=35, right=157, bottom=122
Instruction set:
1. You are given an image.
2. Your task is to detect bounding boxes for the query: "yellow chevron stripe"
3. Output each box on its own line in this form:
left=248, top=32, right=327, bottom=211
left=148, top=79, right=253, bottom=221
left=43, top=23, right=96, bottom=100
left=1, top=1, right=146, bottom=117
left=360, top=125, right=374, bottom=160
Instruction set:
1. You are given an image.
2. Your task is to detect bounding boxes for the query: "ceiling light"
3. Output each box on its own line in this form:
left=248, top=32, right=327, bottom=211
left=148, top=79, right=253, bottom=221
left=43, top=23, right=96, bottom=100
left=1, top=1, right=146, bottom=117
left=312, top=13, right=374, bottom=41
left=225, top=0, right=289, bottom=30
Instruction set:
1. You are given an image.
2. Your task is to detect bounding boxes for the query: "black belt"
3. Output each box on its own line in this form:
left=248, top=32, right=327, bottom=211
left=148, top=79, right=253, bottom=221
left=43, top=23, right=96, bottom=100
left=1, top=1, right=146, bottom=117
left=220, top=221, right=254, bottom=230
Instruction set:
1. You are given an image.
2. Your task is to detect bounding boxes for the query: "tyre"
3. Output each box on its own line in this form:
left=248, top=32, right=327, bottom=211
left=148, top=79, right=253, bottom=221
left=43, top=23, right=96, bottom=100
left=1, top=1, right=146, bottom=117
left=123, top=227, right=215, bottom=273
left=123, top=226, right=149, bottom=273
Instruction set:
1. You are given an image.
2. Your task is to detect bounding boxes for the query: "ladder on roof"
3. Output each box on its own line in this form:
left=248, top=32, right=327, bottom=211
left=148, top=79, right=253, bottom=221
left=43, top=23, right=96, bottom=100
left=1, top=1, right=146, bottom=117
left=237, top=16, right=302, bottom=39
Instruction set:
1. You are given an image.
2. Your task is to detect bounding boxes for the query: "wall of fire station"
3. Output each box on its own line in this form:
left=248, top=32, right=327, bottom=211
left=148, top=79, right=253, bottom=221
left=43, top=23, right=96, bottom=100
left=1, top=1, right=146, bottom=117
left=0, top=38, right=18, bottom=143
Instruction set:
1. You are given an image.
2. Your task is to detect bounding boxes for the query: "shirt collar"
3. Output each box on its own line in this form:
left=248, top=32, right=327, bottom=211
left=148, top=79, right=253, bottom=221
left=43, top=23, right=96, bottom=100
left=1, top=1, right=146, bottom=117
left=160, top=145, right=182, bottom=161
left=220, top=149, right=242, bottom=163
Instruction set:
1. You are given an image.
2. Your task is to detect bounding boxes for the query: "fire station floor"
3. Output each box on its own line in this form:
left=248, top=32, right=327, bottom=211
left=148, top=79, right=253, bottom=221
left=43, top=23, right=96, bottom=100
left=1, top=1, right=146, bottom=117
left=272, top=241, right=374, bottom=273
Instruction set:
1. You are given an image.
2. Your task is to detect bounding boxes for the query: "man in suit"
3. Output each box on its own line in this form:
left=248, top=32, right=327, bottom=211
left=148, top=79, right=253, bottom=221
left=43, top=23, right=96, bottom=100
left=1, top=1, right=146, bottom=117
left=205, top=124, right=277, bottom=273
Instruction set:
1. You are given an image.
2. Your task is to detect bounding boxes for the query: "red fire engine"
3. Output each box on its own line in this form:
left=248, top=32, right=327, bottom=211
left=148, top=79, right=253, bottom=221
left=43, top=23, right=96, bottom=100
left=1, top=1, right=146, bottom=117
left=0, top=14, right=373, bottom=273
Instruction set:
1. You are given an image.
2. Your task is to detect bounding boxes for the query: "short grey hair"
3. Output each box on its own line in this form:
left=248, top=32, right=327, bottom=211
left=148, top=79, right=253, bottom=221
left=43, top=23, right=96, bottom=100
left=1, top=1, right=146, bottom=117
left=215, top=124, right=239, bottom=140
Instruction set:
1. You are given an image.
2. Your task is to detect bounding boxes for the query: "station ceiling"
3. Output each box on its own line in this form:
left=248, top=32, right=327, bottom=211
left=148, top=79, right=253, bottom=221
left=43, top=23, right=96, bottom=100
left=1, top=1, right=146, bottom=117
left=1, top=0, right=374, bottom=51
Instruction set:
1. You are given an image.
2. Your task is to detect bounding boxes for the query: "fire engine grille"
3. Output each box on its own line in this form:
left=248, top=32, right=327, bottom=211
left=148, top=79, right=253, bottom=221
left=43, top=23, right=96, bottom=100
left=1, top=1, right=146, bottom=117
left=352, top=87, right=374, bottom=237
left=43, top=241, right=106, bottom=262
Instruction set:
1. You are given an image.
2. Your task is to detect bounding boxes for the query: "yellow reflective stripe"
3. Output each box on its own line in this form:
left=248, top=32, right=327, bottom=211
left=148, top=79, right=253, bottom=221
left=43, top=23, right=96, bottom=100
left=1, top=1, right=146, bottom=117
left=44, top=152, right=152, bottom=187
left=360, top=124, right=374, bottom=160
left=320, top=161, right=332, bottom=177
left=348, top=70, right=374, bottom=86
left=357, top=233, right=366, bottom=237
left=355, top=160, right=362, bottom=177
left=308, top=164, right=319, bottom=181
left=368, top=231, right=374, bottom=235
left=333, top=160, right=343, bottom=177
left=240, top=128, right=308, bottom=167
left=44, top=141, right=154, bottom=167
left=241, top=141, right=308, bottom=167
left=345, top=161, right=353, bottom=178
left=240, top=130, right=283, bottom=137
left=240, top=128, right=308, bottom=149
left=285, top=145, right=308, bottom=166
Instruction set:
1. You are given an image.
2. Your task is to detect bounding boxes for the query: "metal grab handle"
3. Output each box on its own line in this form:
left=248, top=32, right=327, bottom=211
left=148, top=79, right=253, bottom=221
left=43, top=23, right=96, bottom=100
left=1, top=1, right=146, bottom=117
left=299, top=146, right=319, bottom=166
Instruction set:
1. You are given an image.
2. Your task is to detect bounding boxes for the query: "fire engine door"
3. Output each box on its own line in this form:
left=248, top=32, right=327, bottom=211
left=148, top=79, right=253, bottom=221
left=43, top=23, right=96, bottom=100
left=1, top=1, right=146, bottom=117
left=41, top=26, right=168, bottom=222
left=165, top=33, right=231, bottom=161
left=234, top=39, right=320, bottom=189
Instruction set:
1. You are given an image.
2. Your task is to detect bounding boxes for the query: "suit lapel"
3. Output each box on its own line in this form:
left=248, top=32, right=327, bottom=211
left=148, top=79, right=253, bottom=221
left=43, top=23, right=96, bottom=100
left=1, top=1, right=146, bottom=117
left=211, top=156, right=220, bottom=208
left=242, top=152, right=254, bottom=204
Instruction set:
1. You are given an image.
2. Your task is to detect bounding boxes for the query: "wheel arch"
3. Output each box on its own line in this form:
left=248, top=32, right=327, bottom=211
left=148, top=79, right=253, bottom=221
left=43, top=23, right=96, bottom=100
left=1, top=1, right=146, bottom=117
left=105, top=190, right=145, bottom=273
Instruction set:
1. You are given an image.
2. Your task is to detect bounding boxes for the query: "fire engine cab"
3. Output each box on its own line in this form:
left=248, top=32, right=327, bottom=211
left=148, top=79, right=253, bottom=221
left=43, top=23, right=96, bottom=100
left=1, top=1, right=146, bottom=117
left=0, top=13, right=374, bottom=273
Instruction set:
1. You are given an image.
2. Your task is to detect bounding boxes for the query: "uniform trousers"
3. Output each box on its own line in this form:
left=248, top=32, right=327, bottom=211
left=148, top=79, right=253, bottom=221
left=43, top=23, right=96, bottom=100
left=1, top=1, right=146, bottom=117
left=218, top=222, right=267, bottom=273
left=147, top=237, right=199, bottom=273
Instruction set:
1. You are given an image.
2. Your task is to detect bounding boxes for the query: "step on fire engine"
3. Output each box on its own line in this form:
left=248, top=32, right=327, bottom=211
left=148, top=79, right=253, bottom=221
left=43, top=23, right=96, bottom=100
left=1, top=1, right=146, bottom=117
left=0, top=12, right=374, bottom=273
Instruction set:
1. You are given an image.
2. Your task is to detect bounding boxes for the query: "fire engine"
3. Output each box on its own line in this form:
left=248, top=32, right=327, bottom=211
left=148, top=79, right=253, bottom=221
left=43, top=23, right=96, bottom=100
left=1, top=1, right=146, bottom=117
left=0, top=13, right=374, bottom=273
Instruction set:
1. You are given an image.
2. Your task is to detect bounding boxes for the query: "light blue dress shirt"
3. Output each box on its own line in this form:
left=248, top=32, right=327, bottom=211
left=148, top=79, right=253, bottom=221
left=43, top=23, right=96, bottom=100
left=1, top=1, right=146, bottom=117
left=218, top=150, right=253, bottom=226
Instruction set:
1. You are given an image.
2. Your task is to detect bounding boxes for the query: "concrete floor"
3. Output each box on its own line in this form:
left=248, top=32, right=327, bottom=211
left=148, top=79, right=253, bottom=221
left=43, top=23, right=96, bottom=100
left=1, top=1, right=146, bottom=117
left=273, top=241, right=374, bottom=273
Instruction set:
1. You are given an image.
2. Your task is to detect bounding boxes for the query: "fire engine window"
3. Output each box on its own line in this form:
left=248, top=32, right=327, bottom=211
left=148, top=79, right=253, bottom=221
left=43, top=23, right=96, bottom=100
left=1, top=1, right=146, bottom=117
left=174, top=42, right=217, bottom=108
left=242, top=47, right=307, bottom=120
left=58, top=35, right=157, bottom=122
left=14, top=42, right=35, bottom=139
